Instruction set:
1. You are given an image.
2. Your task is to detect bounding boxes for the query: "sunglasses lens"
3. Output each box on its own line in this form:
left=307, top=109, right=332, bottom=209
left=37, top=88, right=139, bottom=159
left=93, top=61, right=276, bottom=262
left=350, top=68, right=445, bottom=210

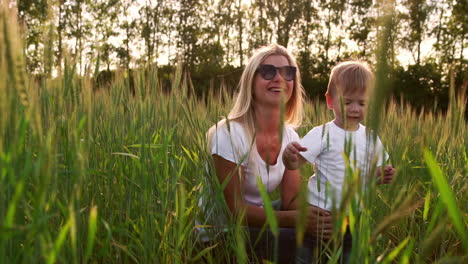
left=259, top=65, right=277, bottom=80
left=279, top=67, right=296, bottom=81
left=258, top=65, right=296, bottom=81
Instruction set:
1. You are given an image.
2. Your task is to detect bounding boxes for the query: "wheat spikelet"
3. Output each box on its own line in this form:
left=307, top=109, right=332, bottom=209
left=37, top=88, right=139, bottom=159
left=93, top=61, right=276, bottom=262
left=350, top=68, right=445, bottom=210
left=1, top=1, right=28, bottom=108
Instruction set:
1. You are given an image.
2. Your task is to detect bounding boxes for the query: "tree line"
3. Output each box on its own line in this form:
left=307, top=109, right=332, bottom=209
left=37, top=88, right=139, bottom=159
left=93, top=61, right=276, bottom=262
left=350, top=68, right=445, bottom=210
left=15, top=0, right=467, bottom=111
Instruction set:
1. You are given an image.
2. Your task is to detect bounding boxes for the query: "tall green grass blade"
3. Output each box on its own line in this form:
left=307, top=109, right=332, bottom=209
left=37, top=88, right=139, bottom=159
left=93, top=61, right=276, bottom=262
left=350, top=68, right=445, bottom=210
left=424, top=149, right=468, bottom=251
left=256, top=177, right=278, bottom=237
left=84, top=206, right=98, bottom=263
left=256, top=176, right=278, bottom=263
left=423, top=189, right=431, bottom=221
left=190, top=243, right=219, bottom=263
left=5, top=181, right=24, bottom=228
left=381, top=236, right=411, bottom=264
left=400, top=239, right=415, bottom=264
left=47, top=217, right=72, bottom=264
left=69, top=205, right=78, bottom=264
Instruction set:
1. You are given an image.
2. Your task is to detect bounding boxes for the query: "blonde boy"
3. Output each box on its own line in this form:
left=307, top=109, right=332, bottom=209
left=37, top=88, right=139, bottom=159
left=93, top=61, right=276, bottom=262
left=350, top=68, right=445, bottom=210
left=283, top=60, right=395, bottom=214
left=282, top=61, right=395, bottom=262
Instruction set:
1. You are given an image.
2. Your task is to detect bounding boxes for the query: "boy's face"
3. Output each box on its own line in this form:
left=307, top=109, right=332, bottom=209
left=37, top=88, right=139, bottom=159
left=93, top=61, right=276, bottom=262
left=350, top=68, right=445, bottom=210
left=326, top=89, right=367, bottom=131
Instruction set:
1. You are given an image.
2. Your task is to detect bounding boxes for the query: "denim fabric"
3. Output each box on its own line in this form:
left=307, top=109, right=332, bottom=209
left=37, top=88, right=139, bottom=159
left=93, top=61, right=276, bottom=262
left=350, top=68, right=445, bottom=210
left=246, top=200, right=353, bottom=263
left=247, top=227, right=353, bottom=264
left=247, top=200, right=318, bottom=263
left=247, top=227, right=318, bottom=263
left=341, top=227, right=352, bottom=264
left=246, top=200, right=353, bottom=264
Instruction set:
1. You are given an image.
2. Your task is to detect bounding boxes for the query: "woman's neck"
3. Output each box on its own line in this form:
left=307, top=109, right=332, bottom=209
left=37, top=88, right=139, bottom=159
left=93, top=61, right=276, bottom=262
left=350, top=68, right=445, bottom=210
left=254, top=105, right=282, bottom=134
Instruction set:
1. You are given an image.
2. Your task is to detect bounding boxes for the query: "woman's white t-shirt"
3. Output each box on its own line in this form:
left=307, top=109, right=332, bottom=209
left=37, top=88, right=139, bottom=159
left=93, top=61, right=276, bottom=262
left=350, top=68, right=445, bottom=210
left=299, top=121, right=388, bottom=212
left=210, top=120, right=300, bottom=207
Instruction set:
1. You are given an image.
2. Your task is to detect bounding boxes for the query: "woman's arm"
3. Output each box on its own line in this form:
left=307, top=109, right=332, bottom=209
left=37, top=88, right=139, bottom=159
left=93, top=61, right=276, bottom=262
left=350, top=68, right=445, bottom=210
left=212, top=154, right=297, bottom=228
left=280, top=168, right=301, bottom=210
left=280, top=167, right=333, bottom=239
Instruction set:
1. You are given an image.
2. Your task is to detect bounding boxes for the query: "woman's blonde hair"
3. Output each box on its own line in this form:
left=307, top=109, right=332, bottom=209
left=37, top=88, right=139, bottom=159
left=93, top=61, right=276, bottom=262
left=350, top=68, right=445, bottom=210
left=218, top=44, right=304, bottom=141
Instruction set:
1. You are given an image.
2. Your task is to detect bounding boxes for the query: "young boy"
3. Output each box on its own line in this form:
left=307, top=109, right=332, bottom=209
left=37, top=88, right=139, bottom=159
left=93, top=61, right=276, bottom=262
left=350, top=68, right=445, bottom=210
left=282, top=61, right=395, bottom=261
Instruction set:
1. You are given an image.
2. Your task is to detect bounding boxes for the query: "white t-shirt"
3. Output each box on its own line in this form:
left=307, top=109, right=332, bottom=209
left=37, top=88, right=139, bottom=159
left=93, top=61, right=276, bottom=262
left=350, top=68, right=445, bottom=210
left=210, top=120, right=300, bottom=207
left=300, top=121, right=388, bottom=212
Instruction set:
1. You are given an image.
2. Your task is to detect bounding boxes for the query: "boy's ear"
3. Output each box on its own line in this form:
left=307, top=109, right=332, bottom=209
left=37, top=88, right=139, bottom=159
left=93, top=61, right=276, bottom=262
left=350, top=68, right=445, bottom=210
left=325, top=93, right=334, bottom=109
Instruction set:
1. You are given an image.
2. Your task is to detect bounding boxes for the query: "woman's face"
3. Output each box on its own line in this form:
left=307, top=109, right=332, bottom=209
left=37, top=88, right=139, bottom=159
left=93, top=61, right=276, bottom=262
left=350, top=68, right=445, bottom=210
left=252, top=55, right=294, bottom=108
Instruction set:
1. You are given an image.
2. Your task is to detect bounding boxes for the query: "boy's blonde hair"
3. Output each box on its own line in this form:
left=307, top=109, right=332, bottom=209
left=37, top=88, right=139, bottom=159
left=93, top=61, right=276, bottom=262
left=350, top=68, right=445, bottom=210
left=208, top=44, right=305, bottom=146
left=326, top=61, right=374, bottom=97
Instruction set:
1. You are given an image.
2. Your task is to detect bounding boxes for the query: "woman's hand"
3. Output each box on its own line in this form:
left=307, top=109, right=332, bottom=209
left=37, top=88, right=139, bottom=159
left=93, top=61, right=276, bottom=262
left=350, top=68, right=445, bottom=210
left=306, top=206, right=333, bottom=240
left=283, top=141, right=307, bottom=170
left=376, top=164, right=396, bottom=184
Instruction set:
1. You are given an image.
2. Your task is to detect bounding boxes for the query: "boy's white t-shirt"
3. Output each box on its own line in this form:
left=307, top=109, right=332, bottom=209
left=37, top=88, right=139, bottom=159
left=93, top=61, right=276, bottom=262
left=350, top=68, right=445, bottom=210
left=300, top=121, right=388, bottom=212
left=210, top=120, right=300, bottom=207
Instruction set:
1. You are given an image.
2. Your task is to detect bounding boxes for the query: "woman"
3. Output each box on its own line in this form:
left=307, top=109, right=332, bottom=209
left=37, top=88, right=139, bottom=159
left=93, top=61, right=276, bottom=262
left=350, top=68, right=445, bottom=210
left=205, top=44, right=333, bottom=262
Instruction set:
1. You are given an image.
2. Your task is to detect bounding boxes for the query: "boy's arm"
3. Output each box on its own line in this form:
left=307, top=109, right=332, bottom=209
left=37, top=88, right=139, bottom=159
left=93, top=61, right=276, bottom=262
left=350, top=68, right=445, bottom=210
left=375, top=164, right=396, bottom=184
left=283, top=142, right=308, bottom=170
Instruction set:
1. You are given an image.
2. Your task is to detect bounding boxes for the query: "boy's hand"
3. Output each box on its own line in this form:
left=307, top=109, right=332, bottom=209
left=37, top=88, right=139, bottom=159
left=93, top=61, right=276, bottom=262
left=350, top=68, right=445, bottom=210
left=283, top=142, right=307, bottom=170
left=376, top=164, right=396, bottom=184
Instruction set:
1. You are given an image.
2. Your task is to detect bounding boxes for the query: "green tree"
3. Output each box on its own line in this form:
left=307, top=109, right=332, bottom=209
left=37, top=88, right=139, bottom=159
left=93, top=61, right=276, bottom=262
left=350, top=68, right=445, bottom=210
left=17, top=0, right=48, bottom=74
left=138, top=0, right=169, bottom=67
left=393, top=63, right=445, bottom=111
left=374, top=0, right=400, bottom=67
left=191, top=0, right=225, bottom=69
left=317, top=0, right=347, bottom=64
left=265, top=0, right=302, bottom=47
left=348, top=0, right=374, bottom=57
left=56, top=0, right=66, bottom=74
left=249, top=0, right=272, bottom=49
left=89, top=0, right=120, bottom=72
left=297, top=0, right=321, bottom=97
left=401, top=0, right=435, bottom=66
left=61, top=0, right=92, bottom=76
left=176, top=0, right=201, bottom=69
left=432, top=0, right=467, bottom=97
left=235, top=0, right=245, bottom=65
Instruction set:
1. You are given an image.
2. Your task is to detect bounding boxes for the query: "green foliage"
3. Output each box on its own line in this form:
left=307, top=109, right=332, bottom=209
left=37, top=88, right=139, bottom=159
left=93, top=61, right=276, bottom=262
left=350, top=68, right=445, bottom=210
left=392, top=63, right=446, bottom=111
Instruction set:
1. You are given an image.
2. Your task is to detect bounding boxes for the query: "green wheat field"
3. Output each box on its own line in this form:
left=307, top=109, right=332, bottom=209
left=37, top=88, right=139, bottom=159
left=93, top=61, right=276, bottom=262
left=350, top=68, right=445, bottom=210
left=1, top=5, right=467, bottom=264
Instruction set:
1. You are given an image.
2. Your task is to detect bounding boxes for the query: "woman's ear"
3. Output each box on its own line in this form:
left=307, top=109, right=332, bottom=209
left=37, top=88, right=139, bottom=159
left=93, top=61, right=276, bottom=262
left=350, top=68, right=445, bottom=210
left=325, top=93, right=334, bottom=109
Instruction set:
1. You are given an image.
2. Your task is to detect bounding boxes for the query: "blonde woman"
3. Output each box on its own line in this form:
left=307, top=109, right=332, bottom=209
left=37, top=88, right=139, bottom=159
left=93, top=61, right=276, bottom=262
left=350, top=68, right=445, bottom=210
left=206, top=44, right=332, bottom=262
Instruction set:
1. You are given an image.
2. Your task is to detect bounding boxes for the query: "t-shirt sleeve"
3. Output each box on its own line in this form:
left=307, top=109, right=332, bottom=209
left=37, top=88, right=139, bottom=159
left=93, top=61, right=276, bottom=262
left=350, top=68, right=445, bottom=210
left=375, top=136, right=389, bottom=166
left=209, top=122, right=249, bottom=165
left=299, top=126, right=324, bottom=164
left=284, top=126, right=300, bottom=143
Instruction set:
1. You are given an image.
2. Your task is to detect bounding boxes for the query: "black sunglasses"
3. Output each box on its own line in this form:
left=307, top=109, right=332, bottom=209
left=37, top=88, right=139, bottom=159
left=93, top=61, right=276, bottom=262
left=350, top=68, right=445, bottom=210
left=257, top=64, right=296, bottom=81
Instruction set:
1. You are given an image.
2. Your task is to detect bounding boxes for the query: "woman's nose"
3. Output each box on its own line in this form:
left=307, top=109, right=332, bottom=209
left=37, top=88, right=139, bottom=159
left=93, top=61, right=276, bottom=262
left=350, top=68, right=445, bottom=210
left=272, top=70, right=285, bottom=82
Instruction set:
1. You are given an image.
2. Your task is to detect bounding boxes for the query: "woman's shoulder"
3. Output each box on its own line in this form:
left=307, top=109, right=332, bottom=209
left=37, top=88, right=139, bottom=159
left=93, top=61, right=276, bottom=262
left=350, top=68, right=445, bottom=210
left=283, top=124, right=300, bottom=142
left=207, top=119, right=249, bottom=149
left=284, top=124, right=298, bottom=133
left=209, top=119, right=246, bottom=136
left=207, top=119, right=251, bottom=162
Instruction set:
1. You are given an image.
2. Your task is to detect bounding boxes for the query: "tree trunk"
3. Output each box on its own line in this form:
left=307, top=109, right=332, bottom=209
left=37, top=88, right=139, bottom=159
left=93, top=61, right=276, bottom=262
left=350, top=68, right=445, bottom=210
left=237, top=0, right=243, bottom=66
